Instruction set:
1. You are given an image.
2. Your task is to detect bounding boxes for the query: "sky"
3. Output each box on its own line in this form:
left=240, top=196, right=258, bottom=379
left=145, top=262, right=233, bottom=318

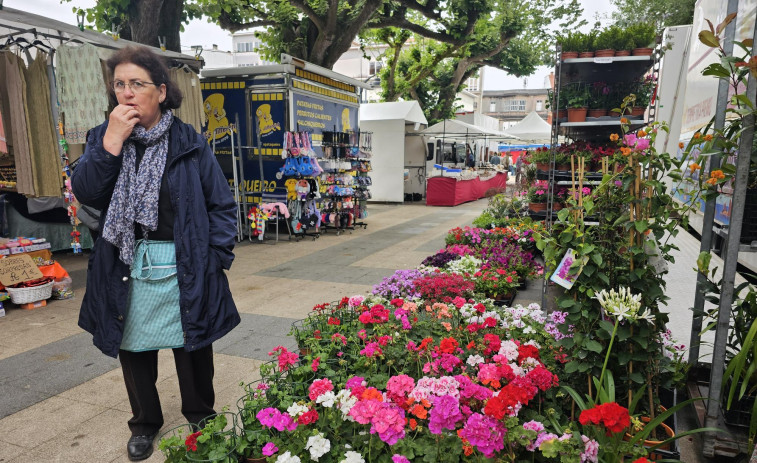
left=10, top=0, right=616, bottom=91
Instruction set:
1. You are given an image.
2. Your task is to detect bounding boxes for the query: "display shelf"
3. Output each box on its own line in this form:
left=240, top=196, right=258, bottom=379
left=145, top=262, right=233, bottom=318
left=560, top=55, right=652, bottom=84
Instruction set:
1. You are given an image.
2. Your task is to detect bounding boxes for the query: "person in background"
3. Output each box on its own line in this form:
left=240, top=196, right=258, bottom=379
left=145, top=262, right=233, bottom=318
left=71, top=46, right=239, bottom=462
left=466, top=145, right=475, bottom=168
left=515, top=152, right=524, bottom=185
left=503, top=152, right=511, bottom=173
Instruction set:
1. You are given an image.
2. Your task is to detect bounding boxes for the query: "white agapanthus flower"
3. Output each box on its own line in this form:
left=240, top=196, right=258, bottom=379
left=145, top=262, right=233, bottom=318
left=595, top=287, right=649, bottom=322
left=287, top=402, right=309, bottom=417
left=275, top=451, right=302, bottom=463
left=305, top=433, right=331, bottom=461
left=466, top=354, right=485, bottom=366
left=340, top=450, right=366, bottom=463
left=316, top=390, right=337, bottom=408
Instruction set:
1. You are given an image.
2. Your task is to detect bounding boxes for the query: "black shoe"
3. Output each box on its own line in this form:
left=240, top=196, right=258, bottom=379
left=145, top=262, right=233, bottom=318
left=127, top=433, right=157, bottom=461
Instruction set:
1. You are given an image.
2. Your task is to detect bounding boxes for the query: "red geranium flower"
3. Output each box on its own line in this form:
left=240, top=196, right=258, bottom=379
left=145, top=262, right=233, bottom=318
left=579, top=402, right=631, bottom=435
left=185, top=431, right=202, bottom=452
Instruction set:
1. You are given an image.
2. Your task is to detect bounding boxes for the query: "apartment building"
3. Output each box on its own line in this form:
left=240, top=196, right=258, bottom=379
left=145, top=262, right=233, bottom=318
left=482, top=89, right=549, bottom=130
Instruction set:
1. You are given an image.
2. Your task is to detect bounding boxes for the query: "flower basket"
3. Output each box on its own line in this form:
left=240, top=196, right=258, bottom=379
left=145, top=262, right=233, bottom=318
left=186, top=412, right=237, bottom=462
left=158, top=423, right=199, bottom=462
left=6, top=280, right=54, bottom=304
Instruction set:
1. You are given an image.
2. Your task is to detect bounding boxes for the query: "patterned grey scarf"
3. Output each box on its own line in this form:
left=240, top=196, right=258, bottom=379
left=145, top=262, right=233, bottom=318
left=102, top=110, right=174, bottom=265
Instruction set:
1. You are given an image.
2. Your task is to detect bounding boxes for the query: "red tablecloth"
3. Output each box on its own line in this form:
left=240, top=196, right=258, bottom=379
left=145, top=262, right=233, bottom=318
left=426, top=173, right=507, bottom=206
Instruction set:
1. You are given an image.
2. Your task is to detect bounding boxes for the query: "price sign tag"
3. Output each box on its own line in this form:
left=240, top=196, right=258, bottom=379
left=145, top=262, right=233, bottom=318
left=593, top=57, right=613, bottom=64
left=0, top=254, right=44, bottom=287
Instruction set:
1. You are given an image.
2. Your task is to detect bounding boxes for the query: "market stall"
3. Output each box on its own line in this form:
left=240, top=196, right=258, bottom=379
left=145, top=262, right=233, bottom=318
left=0, top=7, right=203, bottom=252
left=421, top=119, right=515, bottom=206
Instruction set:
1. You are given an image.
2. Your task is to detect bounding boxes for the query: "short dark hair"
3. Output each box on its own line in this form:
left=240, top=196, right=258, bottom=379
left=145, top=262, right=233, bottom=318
left=105, top=46, right=182, bottom=111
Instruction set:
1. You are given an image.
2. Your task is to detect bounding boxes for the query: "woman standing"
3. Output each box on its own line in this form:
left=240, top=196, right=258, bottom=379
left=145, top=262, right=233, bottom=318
left=71, top=46, right=239, bottom=461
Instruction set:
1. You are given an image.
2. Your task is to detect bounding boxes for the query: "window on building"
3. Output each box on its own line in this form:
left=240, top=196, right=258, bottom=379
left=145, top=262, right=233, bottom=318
left=236, top=42, right=254, bottom=53
left=489, top=101, right=496, bottom=112
left=535, top=100, right=543, bottom=111
left=369, top=60, right=384, bottom=75
left=504, top=99, right=526, bottom=111
left=467, top=76, right=479, bottom=92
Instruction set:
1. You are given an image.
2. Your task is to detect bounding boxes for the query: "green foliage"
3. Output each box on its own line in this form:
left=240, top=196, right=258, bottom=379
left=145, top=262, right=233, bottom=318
left=626, top=22, right=658, bottom=49
left=595, top=25, right=624, bottom=51
left=562, top=82, right=590, bottom=109
left=557, top=30, right=595, bottom=53
left=611, top=0, right=695, bottom=31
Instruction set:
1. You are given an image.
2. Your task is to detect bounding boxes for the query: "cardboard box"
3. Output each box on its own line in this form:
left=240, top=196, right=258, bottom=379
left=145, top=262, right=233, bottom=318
left=19, top=300, right=46, bottom=310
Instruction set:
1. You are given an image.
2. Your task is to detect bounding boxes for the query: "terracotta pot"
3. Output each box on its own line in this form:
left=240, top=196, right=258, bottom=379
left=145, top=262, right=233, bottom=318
left=529, top=202, right=548, bottom=212
left=244, top=458, right=269, bottom=463
left=594, top=49, right=615, bottom=57
left=536, top=162, right=550, bottom=171
left=552, top=202, right=563, bottom=211
left=624, top=416, right=675, bottom=460
left=561, top=51, right=579, bottom=60
left=555, top=164, right=571, bottom=172
left=578, top=51, right=594, bottom=58
left=557, top=109, right=567, bottom=120
left=615, top=50, right=631, bottom=56
left=629, top=106, right=646, bottom=117
left=588, top=108, right=608, bottom=118
left=632, top=47, right=654, bottom=56
left=567, top=107, right=587, bottom=122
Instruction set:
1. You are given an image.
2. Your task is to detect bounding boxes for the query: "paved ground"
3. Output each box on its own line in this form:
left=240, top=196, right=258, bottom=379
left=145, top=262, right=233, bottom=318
left=0, top=193, right=729, bottom=462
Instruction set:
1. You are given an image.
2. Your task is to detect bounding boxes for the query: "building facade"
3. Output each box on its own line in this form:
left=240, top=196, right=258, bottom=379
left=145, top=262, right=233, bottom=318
left=482, top=89, right=549, bottom=130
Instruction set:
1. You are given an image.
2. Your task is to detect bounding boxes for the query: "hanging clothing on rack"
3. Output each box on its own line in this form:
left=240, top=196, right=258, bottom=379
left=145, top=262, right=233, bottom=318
left=25, top=52, right=63, bottom=197
left=0, top=105, right=7, bottom=155
left=169, top=67, right=205, bottom=133
left=0, top=53, right=12, bottom=156
left=2, top=51, right=34, bottom=196
left=55, top=42, right=109, bottom=144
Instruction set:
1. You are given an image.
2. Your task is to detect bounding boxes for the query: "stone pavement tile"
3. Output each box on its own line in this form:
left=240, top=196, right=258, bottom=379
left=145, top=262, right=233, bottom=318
left=8, top=407, right=132, bottom=463
left=0, top=315, right=84, bottom=361
left=0, top=395, right=107, bottom=450
left=0, top=440, right=25, bottom=461
left=58, top=367, right=128, bottom=410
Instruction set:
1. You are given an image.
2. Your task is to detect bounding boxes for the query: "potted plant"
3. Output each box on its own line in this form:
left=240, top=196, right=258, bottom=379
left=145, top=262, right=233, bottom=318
left=627, top=23, right=657, bottom=56
left=526, top=179, right=550, bottom=211
left=595, top=26, right=621, bottom=57
left=631, top=75, right=656, bottom=117
left=564, top=83, right=589, bottom=122
left=472, top=268, right=519, bottom=304
left=589, top=81, right=612, bottom=117
left=616, top=33, right=636, bottom=56
left=578, top=30, right=598, bottom=58
left=557, top=31, right=583, bottom=59
left=527, top=147, right=552, bottom=171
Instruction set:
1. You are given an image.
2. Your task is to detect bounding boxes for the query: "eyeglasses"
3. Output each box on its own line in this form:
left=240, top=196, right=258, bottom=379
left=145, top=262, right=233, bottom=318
left=112, top=80, right=156, bottom=93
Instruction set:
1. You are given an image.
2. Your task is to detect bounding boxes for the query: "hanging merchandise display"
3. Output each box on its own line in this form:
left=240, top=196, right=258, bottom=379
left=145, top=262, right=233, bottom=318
left=169, top=66, right=206, bottom=133
left=55, top=42, right=109, bottom=145
left=25, top=52, right=64, bottom=197
left=2, top=51, right=35, bottom=196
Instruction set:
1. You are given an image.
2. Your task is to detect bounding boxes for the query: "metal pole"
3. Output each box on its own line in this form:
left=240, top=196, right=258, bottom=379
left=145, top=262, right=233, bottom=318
left=702, top=10, right=757, bottom=458
left=441, top=119, right=446, bottom=178
left=688, top=0, right=739, bottom=366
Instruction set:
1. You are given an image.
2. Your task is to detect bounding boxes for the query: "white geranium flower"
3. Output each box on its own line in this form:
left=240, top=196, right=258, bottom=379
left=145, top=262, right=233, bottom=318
left=305, top=433, right=331, bottom=461
left=466, top=354, right=485, bottom=366
left=340, top=450, right=365, bottom=463
left=275, top=451, right=301, bottom=463
left=286, top=402, right=309, bottom=417
left=316, top=390, right=337, bottom=408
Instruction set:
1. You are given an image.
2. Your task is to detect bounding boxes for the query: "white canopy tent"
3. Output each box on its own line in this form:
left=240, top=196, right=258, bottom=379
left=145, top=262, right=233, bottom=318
left=360, top=101, right=428, bottom=202
left=421, top=119, right=519, bottom=166
left=502, top=111, right=553, bottom=144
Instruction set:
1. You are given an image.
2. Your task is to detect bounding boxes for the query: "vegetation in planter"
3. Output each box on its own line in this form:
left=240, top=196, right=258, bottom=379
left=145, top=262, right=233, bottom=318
left=526, top=180, right=550, bottom=203
left=589, top=82, right=613, bottom=110
left=632, top=75, right=656, bottom=109
left=526, top=147, right=553, bottom=166
left=595, top=25, right=624, bottom=51
left=536, top=112, right=701, bottom=415
left=626, top=23, right=658, bottom=49
left=558, top=30, right=593, bottom=53
left=563, top=82, right=590, bottom=109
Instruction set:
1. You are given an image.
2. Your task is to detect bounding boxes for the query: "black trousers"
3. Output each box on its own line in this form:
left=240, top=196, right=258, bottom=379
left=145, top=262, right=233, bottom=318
left=119, top=345, right=216, bottom=436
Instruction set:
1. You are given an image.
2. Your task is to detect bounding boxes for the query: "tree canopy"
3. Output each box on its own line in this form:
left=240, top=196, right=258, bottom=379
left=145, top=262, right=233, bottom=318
left=610, top=0, right=695, bottom=30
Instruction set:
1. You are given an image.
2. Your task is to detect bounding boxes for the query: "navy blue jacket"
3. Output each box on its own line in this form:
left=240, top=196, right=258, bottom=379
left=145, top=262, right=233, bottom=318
left=72, top=118, right=240, bottom=358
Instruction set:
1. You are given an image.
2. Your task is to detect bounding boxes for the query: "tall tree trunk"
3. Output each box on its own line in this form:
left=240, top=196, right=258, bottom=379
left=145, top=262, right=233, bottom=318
left=129, top=0, right=164, bottom=48
left=158, top=0, right=184, bottom=52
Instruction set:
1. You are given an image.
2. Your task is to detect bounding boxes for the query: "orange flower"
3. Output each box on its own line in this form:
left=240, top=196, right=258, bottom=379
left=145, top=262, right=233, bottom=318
left=706, top=177, right=718, bottom=185
left=463, top=444, right=474, bottom=456
left=441, top=322, right=452, bottom=331
left=409, top=418, right=418, bottom=430
left=637, top=130, right=647, bottom=137
left=361, top=388, right=384, bottom=401
left=678, top=142, right=684, bottom=149
left=694, top=132, right=702, bottom=139
left=711, top=169, right=725, bottom=179
left=610, top=133, right=619, bottom=142
left=620, top=147, right=632, bottom=156
left=410, top=403, right=428, bottom=419
left=690, top=163, right=701, bottom=172
left=620, top=117, right=629, bottom=124
left=704, top=134, right=713, bottom=141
